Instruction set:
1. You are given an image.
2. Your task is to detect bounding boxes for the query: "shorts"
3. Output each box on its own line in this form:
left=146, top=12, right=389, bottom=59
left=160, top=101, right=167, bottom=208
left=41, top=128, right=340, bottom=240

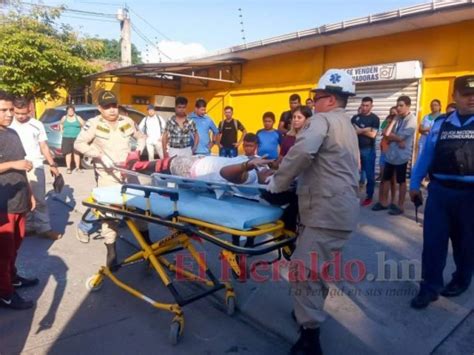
left=169, top=155, right=201, bottom=177
left=61, top=137, right=78, bottom=155
left=383, top=162, right=408, bottom=184
left=379, top=152, right=386, bottom=168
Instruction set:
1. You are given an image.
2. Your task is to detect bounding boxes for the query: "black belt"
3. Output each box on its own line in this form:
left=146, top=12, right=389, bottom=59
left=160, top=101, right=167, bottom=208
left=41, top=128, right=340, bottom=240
left=434, top=179, right=474, bottom=190
left=169, top=145, right=190, bottom=149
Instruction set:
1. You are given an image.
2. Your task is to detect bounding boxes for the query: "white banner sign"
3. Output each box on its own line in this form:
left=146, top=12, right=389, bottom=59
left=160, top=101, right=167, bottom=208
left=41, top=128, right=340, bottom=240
left=345, top=60, right=422, bottom=83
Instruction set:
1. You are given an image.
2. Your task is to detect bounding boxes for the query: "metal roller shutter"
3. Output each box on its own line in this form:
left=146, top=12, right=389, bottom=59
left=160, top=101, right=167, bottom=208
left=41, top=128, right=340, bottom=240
left=347, top=80, right=419, bottom=175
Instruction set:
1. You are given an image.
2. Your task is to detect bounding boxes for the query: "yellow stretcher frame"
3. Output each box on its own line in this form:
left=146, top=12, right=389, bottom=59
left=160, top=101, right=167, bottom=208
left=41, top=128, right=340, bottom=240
left=82, top=184, right=296, bottom=345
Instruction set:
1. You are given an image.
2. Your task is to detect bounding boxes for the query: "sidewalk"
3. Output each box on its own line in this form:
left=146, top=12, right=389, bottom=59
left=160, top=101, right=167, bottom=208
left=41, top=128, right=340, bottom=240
left=0, top=168, right=472, bottom=354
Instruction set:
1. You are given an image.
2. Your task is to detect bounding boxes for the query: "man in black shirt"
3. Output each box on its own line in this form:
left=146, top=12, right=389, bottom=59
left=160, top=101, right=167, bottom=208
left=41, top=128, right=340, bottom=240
left=0, top=90, right=37, bottom=310
left=217, top=106, right=247, bottom=157
left=278, top=93, right=301, bottom=134
left=351, top=96, right=380, bottom=206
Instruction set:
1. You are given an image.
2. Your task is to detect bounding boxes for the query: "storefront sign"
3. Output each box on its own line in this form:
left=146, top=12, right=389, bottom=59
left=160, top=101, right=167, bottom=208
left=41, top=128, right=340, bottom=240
left=345, top=60, right=422, bottom=83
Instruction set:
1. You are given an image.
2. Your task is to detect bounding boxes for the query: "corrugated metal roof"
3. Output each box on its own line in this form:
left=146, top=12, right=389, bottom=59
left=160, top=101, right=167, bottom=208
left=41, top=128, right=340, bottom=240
left=87, top=60, right=245, bottom=79
left=191, top=0, right=474, bottom=62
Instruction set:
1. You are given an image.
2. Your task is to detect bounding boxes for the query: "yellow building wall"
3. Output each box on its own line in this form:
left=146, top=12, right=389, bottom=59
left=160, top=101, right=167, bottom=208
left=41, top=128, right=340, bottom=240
left=35, top=80, right=118, bottom=118
left=177, top=20, right=473, bottom=133
left=35, top=89, right=67, bottom=119
left=39, top=20, right=473, bottom=133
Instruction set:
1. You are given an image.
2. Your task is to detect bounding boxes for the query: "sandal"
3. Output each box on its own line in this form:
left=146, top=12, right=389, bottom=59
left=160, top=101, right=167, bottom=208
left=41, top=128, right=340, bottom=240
left=66, top=169, right=72, bottom=174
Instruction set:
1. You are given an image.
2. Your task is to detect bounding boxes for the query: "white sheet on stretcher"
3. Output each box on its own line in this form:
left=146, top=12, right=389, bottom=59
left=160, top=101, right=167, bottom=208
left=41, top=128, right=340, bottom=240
left=92, top=185, right=283, bottom=231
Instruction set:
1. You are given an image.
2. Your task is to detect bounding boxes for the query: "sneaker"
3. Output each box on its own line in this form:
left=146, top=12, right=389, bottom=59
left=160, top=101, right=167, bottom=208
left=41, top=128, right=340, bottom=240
left=66, top=169, right=72, bottom=174
left=290, top=327, right=323, bottom=355
left=388, top=206, right=404, bottom=215
left=0, top=292, right=34, bottom=310
left=361, top=198, right=373, bottom=207
left=389, top=203, right=398, bottom=210
left=12, top=275, right=39, bottom=289
left=371, top=202, right=388, bottom=211
left=38, top=230, right=62, bottom=240
left=410, top=290, right=438, bottom=309
left=76, top=227, right=90, bottom=243
left=440, top=279, right=470, bottom=298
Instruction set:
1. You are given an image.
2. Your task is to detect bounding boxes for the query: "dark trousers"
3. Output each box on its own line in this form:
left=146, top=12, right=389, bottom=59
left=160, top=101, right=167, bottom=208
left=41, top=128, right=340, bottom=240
left=261, top=189, right=299, bottom=232
left=0, top=213, right=26, bottom=297
left=360, top=147, right=376, bottom=199
left=421, top=181, right=474, bottom=294
left=219, top=147, right=238, bottom=158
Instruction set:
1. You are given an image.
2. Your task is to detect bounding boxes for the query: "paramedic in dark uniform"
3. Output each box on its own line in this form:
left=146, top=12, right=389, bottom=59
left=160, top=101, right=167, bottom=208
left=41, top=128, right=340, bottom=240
left=74, top=90, right=147, bottom=269
left=410, top=75, right=474, bottom=309
left=267, top=69, right=360, bottom=355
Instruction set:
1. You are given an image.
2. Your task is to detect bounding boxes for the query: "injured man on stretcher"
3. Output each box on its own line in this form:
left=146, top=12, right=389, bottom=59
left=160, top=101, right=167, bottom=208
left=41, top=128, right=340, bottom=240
left=123, top=151, right=298, bottom=232
left=125, top=151, right=275, bottom=185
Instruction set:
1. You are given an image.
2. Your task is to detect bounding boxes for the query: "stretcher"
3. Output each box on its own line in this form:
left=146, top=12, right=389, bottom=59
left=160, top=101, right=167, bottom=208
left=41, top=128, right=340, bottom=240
left=82, top=174, right=296, bottom=345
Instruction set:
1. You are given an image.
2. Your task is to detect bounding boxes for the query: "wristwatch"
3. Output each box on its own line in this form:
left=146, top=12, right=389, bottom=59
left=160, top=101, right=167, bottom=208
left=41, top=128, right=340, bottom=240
left=50, top=163, right=58, bottom=168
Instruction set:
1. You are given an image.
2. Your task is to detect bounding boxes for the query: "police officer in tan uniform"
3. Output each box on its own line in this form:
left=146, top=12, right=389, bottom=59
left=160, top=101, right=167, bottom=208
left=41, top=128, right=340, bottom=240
left=267, top=69, right=360, bottom=355
left=74, top=90, right=147, bottom=269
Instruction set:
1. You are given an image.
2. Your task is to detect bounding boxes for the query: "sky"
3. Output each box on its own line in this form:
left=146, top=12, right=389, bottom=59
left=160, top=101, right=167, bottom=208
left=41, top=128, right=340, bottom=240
left=18, top=0, right=430, bottom=62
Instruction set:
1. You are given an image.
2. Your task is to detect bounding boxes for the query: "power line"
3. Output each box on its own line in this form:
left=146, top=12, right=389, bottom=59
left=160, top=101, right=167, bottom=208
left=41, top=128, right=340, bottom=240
left=131, top=23, right=171, bottom=60
left=128, top=7, right=171, bottom=41
left=19, top=1, right=116, bottom=18
left=131, top=23, right=172, bottom=61
left=61, top=14, right=117, bottom=23
left=73, top=1, right=123, bottom=6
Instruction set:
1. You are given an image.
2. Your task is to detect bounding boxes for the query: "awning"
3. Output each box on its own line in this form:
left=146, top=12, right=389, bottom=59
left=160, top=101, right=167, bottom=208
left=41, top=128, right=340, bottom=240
left=86, top=59, right=245, bottom=87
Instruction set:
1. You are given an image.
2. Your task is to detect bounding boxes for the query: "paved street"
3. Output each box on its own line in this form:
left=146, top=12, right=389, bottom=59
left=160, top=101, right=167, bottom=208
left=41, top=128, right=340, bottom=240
left=0, top=167, right=472, bottom=355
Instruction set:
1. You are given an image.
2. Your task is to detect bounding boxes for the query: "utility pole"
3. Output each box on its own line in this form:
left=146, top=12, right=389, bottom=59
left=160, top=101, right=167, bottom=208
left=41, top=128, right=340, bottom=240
left=117, top=7, right=131, bottom=66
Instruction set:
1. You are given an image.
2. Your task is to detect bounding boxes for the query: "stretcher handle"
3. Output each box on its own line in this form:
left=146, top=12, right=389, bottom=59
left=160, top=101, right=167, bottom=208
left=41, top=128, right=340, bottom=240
left=121, top=183, right=179, bottom=202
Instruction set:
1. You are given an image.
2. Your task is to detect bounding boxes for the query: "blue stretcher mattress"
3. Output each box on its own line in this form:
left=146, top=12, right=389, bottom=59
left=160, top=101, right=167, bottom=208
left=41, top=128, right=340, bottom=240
left=92, top=185, right=283, bottom=231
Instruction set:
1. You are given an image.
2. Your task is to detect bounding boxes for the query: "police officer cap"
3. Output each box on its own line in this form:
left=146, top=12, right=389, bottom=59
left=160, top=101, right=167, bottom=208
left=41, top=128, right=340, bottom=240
left=98, top=90, right=118, bottom=106
left=312, top=69, right=356, bottom=96
left=454, top=75, right=474, bottom=95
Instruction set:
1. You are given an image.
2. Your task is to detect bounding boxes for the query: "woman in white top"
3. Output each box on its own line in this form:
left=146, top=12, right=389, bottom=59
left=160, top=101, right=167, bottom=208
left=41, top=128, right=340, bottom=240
left=417, top=99, right=441, bottom=158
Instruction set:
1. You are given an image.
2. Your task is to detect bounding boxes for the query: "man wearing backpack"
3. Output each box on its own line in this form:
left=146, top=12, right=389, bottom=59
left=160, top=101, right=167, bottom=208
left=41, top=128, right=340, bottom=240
left=138, top=104, right=166, bottom=159
left=216, top=106, right=247, bottom=157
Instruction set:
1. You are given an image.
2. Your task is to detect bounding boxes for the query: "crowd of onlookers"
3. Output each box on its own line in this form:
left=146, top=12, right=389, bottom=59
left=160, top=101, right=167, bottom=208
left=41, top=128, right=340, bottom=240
left=132, top=92, right=457, bottom=218
left=65, top=91, right=458, bottom=219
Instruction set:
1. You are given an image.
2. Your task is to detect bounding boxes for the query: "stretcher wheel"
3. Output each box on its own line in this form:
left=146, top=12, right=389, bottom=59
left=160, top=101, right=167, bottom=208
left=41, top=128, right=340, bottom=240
left=226, top=296, right=236, bottom=316
left=169, top=321, right=181, bottom=345
left=85, top=275, right=103, bottom=292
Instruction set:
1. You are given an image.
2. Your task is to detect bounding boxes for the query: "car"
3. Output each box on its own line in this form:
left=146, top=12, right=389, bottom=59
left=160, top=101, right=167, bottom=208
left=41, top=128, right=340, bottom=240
left=40, top=104, right=146, bottom=169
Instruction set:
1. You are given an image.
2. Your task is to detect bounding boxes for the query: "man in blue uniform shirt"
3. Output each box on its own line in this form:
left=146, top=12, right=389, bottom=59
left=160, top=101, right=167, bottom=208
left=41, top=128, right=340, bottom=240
left=410, top=75, right=474, bottom=309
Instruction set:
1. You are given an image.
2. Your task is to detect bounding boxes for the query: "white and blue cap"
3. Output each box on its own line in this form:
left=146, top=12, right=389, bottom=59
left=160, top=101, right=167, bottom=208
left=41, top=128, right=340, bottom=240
left=311, top=69, right=356, bottom=96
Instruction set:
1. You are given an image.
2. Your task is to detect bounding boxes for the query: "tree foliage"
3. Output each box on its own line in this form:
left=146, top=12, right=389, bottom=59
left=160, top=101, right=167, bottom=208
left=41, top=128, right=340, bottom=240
left=0, top=5, right=102, bottom=99
left=95, top=39, right=142, bottom=65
